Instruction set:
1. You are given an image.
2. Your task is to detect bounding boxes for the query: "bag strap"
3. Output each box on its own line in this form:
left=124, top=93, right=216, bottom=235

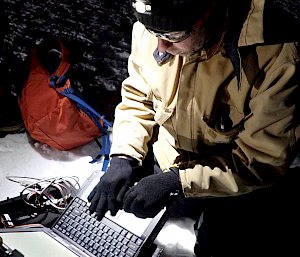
left=58, top=87, right=112, bottom=171
left=51, top=40, right=71, bottom=81
left=48, top=39, right=112, bottom=171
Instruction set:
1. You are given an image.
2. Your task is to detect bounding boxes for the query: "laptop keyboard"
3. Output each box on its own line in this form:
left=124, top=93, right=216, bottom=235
left=53, top=197, right=143, bottom=257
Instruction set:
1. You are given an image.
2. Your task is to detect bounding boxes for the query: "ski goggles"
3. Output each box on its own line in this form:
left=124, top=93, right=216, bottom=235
left=147, top=29, right=191, bottom=43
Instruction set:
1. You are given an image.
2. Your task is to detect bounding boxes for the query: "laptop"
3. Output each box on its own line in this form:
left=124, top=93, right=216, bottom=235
left=0, top=170, right=168, bottom=257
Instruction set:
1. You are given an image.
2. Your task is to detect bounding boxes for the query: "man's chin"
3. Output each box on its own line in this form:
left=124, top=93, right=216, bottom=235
left=179, top=48, right=203, bottom=57
left=174, top=51, right=191, bottom=57
left=178, top=51, right=196, bottom=57
left=168, top=46, right=202, bottom=57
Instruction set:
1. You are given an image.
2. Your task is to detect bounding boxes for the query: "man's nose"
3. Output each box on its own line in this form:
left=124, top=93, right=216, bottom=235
left=157, top=38, right=172, bottom=53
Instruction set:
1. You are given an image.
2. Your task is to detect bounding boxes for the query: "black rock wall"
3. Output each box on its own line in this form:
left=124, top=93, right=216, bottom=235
left=0, top=0, right=136, bottom=121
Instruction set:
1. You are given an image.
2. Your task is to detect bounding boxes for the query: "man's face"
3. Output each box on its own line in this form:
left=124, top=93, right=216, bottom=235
left=156, top=27, right=208, bottom=57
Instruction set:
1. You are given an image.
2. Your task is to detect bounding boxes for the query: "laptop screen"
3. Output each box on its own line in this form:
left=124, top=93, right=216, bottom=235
left=0, top=230, right=78, bottom=257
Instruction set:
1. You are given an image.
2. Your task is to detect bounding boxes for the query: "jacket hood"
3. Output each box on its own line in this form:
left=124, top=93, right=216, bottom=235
left=233, top=0, right=300, bottom=47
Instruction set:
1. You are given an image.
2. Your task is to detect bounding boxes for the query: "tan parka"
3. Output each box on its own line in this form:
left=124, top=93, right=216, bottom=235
left=110, top=0, right=300, bottom=198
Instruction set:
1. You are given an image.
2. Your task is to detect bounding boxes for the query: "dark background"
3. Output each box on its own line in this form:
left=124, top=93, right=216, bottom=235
left=0, top=0, right=299, bottom=124
left=0, top=0, right=136, bottom=122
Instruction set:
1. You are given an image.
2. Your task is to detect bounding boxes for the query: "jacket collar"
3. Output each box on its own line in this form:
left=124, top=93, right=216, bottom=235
left=238, top=0, right=265, bottom=47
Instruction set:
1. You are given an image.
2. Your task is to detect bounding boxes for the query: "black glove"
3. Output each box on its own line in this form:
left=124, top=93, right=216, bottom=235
left=88, top=156, right=136, bottom=219
left=123, top=168, right=181, bottom=218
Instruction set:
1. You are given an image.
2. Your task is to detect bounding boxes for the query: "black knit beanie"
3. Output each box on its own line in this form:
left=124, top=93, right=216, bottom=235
left=130, top=0, right=213, bottom=32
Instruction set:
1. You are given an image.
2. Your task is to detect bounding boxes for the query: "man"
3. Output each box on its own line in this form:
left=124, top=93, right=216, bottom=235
left=89, top=0, right=300, bottom=256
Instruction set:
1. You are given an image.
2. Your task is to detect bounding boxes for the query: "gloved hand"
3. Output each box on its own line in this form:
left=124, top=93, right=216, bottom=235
left=123, top=168, right=181, bottom=218
left=88, top=156, right=136, bottom=219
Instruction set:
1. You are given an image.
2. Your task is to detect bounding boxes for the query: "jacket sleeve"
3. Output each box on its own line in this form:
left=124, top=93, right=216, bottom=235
left=179, top=43, right=300, bottom=197
left=110, top=22, right=157, bottom=164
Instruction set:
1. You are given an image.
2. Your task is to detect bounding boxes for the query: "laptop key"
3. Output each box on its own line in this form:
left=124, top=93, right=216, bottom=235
left=113, top=248, right=121, bottom=255
left=122, top=238, right=129, bottom=245
left=111, top=239, right=118, bottom=246
left=125, top=232, right=133, bottom=240
left=128, top=242, right=139, bottom=251
left=126, top=248, right=135, bottom=257
left=116, top=241, right=123, bottom=249
left=117, top=235, right=124, bottom=242
left=102, top=249, right=109, bottom=256
left=136, top=238, right=143, bottom=246
left=97, top=245, right=104, bottom=253
left=99, top=239, right=106, bottom=246
left=104, top=242, right=110, bottom=249
left=93, top=243, right=99, bottom=250
left=131, top=235, right=138, bottom=243
left=73, top=208, right=81, bottom=216
left=107, top=235, right=113, bottom=243
left=121, top=245, right=128, bottom=253
left=108, top=244, right=115, bottom=253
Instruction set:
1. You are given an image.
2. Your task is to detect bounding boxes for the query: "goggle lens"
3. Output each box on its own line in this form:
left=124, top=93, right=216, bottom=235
left=147, top=29, right=191, bottom=43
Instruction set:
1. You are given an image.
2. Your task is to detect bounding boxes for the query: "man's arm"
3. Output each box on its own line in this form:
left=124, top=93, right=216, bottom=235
left=110, top=22, right=158, bottom=164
